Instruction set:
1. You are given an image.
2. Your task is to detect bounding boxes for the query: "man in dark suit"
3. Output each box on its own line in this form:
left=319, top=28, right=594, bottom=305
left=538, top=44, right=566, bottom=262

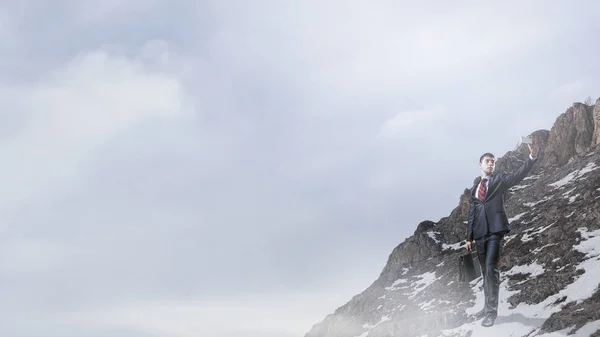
left=465, top=139, right=539, bottom=327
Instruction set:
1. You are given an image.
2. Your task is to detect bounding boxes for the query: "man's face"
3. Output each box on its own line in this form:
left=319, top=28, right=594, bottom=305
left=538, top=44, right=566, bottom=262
left=480, top=156, right=495, bottom=175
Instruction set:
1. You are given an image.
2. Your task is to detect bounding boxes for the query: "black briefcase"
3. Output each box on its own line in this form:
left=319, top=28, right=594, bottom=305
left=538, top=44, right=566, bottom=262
left=458, top=251, right=481, bottom=283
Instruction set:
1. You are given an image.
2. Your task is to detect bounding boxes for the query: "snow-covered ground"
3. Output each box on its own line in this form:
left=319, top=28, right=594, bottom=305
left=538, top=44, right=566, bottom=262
left=354, top=225, right=600, bottom=337
left=440, top=226, right=600, bottom=337
left=548, top=163, right=598, bottom=189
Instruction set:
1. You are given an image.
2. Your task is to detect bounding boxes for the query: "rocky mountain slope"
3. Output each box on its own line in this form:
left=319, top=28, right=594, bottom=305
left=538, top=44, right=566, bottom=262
left=305, top=99, right=600, bottom=337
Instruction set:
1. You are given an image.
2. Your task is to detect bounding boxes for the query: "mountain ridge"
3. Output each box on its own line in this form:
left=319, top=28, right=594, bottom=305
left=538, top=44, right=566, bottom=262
left=305, top=98, right=600, bottom=337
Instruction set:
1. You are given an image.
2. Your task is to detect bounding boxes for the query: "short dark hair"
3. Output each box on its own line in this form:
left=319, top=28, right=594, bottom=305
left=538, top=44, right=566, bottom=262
left=479, top=152, right=495, bottom=163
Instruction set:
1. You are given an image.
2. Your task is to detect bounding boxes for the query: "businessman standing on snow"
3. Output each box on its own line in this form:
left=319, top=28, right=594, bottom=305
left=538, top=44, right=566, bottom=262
left=465, top=138, right=539, bottom=327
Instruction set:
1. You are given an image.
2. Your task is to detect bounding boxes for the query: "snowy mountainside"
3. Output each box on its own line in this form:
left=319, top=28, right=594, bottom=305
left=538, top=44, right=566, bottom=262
left=305, top=99, right=600, bottom=337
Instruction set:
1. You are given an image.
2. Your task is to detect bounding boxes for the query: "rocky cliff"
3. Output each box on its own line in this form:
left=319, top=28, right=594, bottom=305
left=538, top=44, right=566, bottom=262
left=305, top=98, right=600, bottom=337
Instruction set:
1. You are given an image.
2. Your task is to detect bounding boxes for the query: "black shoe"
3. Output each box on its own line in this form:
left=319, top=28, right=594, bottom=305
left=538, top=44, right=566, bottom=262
left=481, top=315, right=495, bottom=327
left=470, top=309, right=485, bottom=319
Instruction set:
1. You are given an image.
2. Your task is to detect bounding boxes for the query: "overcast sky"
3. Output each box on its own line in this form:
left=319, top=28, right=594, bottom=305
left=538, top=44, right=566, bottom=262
left=1, top=1, right=599, bottom=336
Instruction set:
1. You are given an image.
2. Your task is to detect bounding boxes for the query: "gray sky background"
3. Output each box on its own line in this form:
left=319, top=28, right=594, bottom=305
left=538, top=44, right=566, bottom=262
left=1, top=1, right=599, bottom=336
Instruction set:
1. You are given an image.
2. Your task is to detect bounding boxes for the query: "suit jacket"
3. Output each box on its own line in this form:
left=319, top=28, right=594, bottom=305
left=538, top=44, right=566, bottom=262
left=466, top=156, right=537, bottom=241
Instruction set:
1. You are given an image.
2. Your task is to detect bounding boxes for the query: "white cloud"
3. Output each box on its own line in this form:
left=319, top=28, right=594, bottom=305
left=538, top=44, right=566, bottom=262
left=0, top=46, right=191, bottom=227
left=28, top=50, right=186, bottom=133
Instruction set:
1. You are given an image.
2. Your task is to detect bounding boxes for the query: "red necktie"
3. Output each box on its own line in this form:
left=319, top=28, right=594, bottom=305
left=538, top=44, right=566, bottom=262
left=477, top=178, right=487, bottom=200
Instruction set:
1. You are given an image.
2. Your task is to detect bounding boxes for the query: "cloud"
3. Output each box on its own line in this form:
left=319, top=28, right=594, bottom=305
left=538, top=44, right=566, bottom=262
left=0, top=46, right=202, bottom=334
left=0, top=45, right=191, bottom=223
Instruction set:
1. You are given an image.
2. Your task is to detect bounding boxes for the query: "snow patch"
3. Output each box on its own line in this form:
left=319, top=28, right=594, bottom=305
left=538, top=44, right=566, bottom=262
left=522, top=215, right=540, bottom=225
left=568, top=194, right=580, bottom=203
left=427, top=231, right=441, bottom=244
left=357, top=315, right=392, bottom=337
left=548, top=162, right=598, bottom=188
left=562, top=187, right=577, bottom=196
left=574, top=227, right=600, bottom=259
left=561, top=187, right=581, bottom=203
left=356, top=305, right=406, bottom=337
left=420, top=299, right=451, bottom=312
left=408, top=271, right=439, bottom=299
left=510, top=184, right=531, bottom=191
left=579, top=162, right=600, bottom=175
left=523, top=195, right=553, bottom=207
left=509, top=212, right=528, bottom=222
left=418, top=298, right=436, bottom=311
left=523, top=173, right=543, bottom=181
left=442, top=241, right=464, bottom=251
left=532, top=243, right=558, bottom=254
left=521, top=222, right=556, bottom=242
left=503, top=261, right=546, bottom=278
left=503, top=234, right=517, bottom=245
left=385, top=277, right=409, bottom=291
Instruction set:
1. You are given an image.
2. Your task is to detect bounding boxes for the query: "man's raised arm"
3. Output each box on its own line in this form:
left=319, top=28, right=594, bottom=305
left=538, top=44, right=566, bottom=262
left=500, top=139, right=540, bottom=188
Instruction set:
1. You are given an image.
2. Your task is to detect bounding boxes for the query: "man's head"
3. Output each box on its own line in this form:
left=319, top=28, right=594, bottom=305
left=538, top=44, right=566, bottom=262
left=479, top=152, right=495, bottom=176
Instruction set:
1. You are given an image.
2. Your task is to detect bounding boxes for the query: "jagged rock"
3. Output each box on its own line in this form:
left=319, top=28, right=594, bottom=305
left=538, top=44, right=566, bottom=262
left=414, top=220, right=436, bottom=235
left=458, top=189, right=471, bottom=218
left=542, top=103, right=595, bottom=167
left=378, top=231, right=442, bottom=283
left=304, top=99, right=600, bottom=337
left=539, top=288, right=600, bottom=334
left=592, top=98, right=600, bottom=146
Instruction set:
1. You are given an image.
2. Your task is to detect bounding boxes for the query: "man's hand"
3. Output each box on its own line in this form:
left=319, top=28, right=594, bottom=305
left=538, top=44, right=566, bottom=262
left=465, top=241, right=473, bottom=251
left=528, top=138, right=539, bottom=158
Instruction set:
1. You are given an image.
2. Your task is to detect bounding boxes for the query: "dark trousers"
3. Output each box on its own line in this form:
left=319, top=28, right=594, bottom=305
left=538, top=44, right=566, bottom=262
left=475, top=232, right=504, bottom=318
